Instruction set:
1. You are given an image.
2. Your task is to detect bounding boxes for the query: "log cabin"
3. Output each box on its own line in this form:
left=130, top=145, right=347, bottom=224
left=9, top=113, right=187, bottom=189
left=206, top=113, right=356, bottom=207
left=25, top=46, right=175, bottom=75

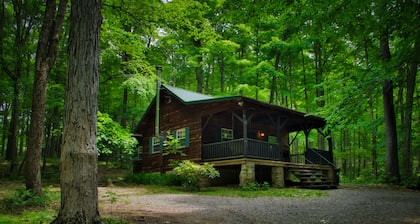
left=132, top=84, right=339, bottom=188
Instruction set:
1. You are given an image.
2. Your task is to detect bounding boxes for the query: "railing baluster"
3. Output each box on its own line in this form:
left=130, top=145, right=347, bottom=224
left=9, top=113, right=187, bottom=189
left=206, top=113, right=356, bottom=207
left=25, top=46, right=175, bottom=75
left=203, top=138, right=287, bottom=162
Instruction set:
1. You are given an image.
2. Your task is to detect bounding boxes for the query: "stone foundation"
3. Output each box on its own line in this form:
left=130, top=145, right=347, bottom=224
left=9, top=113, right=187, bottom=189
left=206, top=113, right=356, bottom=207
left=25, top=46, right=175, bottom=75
left=271, top=166, right=285, bottom=188
left=239, top=163, right=255, bottom=186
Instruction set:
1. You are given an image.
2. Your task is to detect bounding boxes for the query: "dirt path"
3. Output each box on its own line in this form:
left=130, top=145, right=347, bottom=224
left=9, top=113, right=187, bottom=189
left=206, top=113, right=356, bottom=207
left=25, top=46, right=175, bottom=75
left=98, top=186, right=420, bottom=224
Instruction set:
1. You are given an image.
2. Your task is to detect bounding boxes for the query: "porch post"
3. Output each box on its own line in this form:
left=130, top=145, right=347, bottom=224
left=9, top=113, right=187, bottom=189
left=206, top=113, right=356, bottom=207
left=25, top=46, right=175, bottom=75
left=239, top=162, right=255, bottom=186
left=242, top=109, right=248, bottom=156
left=327, top=130, right=334, bottom=164
left=304, top=129, right=310, bottom=150
left=276, top=116, right=282, bottom=160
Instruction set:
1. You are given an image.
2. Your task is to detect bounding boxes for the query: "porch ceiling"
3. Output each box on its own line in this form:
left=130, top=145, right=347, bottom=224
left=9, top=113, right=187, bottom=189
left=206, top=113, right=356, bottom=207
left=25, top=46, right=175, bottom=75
left=212, top=97, right=326, bottom=132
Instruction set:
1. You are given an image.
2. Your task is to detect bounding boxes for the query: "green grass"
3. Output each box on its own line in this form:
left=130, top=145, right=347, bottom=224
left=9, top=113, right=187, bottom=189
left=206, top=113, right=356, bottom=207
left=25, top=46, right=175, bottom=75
left=135, top=184, right=327, bottom=198
left=0, top=167, right=328, bottom=224
left=195, top=186, right=327, bottom=198
left=0, top=210, right=56, bottom=224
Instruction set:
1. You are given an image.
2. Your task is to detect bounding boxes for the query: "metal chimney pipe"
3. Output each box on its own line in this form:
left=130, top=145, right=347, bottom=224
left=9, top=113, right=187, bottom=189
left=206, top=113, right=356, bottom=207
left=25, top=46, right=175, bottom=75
left=155, top=66, right=162, bottom=139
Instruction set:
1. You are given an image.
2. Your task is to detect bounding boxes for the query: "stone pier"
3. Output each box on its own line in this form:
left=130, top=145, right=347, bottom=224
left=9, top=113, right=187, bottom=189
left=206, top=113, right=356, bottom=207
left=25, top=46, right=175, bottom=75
left=239, top=163, right=255, bottom=186
left=271, top=166, right=285, bottom=188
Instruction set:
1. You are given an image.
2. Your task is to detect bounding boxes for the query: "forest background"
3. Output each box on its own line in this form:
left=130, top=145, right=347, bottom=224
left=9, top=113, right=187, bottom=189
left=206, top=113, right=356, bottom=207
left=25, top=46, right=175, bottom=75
left=0, top=0, right=419, bottom=187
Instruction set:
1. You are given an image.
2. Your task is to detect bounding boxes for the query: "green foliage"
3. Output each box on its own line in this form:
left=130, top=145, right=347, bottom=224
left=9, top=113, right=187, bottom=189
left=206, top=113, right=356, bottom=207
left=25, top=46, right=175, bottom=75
left=0, top=187, right=58, bottom=214
left=171, top=160, right=220, bottom=191
left=97, top=112, right=137, bottom=168
left=197, top=187, right=327, bottom=198
left=102, top=217, right=129, bottom=224
left=241, top=182, right=270, bottom=191
left=163, top=134, right=186, bottom=157
left=124, top=172, right=180, bottom=186
left=0, top=210, right=56, bottom=224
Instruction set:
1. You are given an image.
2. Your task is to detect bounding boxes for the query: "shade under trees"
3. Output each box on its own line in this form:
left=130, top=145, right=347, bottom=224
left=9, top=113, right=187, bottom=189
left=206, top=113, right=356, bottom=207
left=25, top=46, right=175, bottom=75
left=0, top=0, right=418, bottom=193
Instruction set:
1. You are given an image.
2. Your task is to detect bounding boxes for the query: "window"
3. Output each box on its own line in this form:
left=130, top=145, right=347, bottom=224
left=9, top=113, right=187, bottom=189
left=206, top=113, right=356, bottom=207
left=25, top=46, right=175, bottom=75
left=221, top=128, right=233, bottom=141
left=268, top=136, right=278, bottom=144
left=149, top=136, right=162, bottom=154
left=133, top=145, right=142, bottom=160
left=174, top=127, right=190, bottom=149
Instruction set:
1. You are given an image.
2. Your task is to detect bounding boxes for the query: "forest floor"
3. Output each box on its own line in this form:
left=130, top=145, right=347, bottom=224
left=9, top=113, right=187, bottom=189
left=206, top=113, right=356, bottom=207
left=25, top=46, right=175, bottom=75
left=98, top=184, right=420, bottom=224
left=1, top=162, right=419, bottom=223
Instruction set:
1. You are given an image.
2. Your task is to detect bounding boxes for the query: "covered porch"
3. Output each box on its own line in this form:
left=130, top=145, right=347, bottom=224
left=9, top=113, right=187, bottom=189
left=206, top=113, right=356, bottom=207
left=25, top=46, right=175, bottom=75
left=200, top=98, right=337, bottom=188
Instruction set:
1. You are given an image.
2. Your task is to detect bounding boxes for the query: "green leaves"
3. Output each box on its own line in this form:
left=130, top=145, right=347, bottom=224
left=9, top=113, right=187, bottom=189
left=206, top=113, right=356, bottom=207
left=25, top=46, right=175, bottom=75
left=171, top=160, right=220, bottom=191
left=97, top=112, right=137, bottom=166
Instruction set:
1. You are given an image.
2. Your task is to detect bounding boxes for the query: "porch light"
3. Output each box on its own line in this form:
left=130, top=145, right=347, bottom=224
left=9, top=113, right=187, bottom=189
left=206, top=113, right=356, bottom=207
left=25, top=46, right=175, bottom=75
left=258, top=131, right=265, bottom=138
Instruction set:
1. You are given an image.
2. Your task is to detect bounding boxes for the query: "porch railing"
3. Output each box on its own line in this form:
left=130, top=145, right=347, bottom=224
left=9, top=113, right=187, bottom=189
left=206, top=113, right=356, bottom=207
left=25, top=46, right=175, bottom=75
left=305, top=148, right=335, bottom=167
left=202, top=138, right=288, bottom=161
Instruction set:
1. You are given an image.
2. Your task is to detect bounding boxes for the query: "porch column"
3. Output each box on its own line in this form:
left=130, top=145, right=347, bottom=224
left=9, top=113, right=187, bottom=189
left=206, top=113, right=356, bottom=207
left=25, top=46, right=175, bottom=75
left=271, top=166, right=285, bottom=188
left=242, top=109, right=248, bottom=156
left=304, top=129, right=311, bottom=150
left=239, top=163, right=255, bottom=186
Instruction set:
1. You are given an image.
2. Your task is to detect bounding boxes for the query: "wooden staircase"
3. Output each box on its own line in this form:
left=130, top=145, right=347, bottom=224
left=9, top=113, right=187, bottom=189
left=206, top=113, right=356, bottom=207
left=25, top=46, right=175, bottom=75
left=287, top=165, right=337, bottom=189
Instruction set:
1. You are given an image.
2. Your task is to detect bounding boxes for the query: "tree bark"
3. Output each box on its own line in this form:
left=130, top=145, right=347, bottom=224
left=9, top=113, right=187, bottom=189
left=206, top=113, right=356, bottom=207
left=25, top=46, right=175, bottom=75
left=368, top=96, right=378, bottom=179
left=24, top=0, right=68, bottom=195
left=270, top=52, right=280, bottom=104
left=6, top=80, right=19, bottom=172
left=383, top=79, right=400, bottom=183
left=400, top=61, right=417, bottom=178
left=52, top=0, right=102, bottom=223
left=379, top=23, right=400, bottom=183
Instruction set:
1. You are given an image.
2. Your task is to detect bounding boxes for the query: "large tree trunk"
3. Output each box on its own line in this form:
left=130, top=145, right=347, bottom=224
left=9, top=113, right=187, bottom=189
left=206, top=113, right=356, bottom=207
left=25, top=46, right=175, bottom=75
left=400, top=61, right=417, bottom=178
left=24, top=0, right=67, bottom=195
left=383, top=79, right=399, bottom=183
left=380, top=25, right=400, bottom=183
left=52, top=0, right=102, bottom=223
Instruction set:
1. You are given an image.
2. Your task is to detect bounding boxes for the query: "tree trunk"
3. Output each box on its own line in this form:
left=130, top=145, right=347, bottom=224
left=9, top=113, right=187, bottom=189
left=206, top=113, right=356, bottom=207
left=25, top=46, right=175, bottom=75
left=380, top=26, right=400, bottom=183
left=401, top=61, right=417, bottom=178
left=368, top=96, right=378, bottom=179
left=52, top=0, right=102, bottom=223
left=270, top=52, right=280, bottom=104
left=219, top=55, right=225, bottom=93
left=196, top=54, right=204, bottom=93
left=6, top=80, right=19, bottom=172
left=25, top=0, right=67, bottom=195
left=121, top=88, right=128, bottom=128
left=383, top=79, right=400, bottom=183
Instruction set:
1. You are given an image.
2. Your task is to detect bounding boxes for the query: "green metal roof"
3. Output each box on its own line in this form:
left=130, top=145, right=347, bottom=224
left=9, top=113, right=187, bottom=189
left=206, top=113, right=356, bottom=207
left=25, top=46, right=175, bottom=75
left=133, top=84, right=326, bottom=135
left=162, top=84, right=241, bottom=104
left=162, top=84, right=215, bottom=102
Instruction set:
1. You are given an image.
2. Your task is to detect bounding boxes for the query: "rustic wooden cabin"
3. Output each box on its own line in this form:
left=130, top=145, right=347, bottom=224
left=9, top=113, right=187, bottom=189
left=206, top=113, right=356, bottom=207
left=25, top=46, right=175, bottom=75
left=133, top=84, right=339, bottom=188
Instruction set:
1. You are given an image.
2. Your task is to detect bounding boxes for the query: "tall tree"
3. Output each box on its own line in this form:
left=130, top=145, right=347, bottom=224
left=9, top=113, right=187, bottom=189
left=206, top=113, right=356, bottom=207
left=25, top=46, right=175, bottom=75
left=3, top=0, right=40, bottom=172
left=24, top=0, right=68, bottom=195
left=378, top=1, right=400, bottom=183
left=52, top=0, right=102, bottom=222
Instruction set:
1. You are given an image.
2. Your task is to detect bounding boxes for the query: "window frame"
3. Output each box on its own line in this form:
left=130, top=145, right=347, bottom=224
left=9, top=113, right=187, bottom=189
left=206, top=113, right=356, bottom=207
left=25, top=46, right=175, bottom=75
left=173, top=127, right=190, bottom=149
left=221, top=128, right=233, bottom=141
left=149, top=136, right=162, bottom=154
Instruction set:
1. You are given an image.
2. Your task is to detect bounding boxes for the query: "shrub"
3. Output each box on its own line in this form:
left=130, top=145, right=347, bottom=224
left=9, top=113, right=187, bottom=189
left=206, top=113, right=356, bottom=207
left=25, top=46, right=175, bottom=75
left=241, top=182, right=270, bottom=191
left=0, top=187, right=58, bottom=213
left=97, top=112, right=137, bottom=168
left=124, top=172, right=180, bottom=186
left=171, top=160, right=220, bottom=191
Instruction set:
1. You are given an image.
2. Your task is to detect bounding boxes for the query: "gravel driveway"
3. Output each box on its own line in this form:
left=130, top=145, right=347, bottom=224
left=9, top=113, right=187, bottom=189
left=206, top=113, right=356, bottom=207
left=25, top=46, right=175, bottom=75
left=99, top=186, right=420, bottom=224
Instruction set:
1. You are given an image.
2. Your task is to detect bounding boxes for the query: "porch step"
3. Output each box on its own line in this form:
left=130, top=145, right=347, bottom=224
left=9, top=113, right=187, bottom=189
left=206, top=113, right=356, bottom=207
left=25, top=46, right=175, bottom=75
left=287, top=166, right=337, bottom=189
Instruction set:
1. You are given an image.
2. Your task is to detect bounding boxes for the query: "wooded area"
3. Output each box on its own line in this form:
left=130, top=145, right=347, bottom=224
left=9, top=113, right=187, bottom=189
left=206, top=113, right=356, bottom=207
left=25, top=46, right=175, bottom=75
left=0, top=0, right=419, bottom=192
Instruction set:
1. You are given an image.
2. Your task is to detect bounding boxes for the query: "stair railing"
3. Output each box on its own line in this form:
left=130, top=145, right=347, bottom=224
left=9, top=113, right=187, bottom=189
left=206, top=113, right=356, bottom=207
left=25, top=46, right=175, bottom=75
left=306, top=148, right=336, bottom=167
